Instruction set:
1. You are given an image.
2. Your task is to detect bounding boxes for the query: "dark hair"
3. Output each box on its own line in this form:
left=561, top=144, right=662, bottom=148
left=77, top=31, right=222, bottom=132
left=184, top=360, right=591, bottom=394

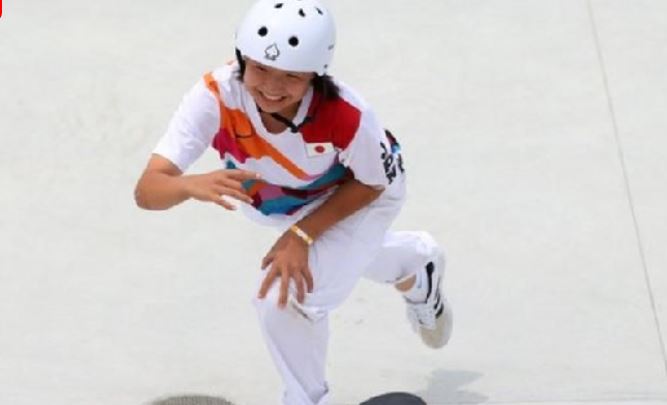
left=235, top=48, right=340, bottom=100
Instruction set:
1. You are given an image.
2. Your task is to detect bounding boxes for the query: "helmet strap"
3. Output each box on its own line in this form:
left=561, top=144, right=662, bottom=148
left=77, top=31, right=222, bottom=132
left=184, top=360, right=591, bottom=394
left=258, top=109, right=304, bottom=133
left=257, top=91, right=321, bottom=133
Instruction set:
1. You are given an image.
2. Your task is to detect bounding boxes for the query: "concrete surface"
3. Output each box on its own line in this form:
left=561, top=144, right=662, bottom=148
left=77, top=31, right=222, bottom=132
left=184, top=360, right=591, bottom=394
left=1, top=1, right=666, bottom=404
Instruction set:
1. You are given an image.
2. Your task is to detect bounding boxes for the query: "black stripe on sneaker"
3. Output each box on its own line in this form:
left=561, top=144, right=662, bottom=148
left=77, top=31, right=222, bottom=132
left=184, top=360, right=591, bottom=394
left=433, top=291, right=441, bottom=310
left=435, top=302, right=445, bottom=318
left=425, top=262, right=435, bottom=299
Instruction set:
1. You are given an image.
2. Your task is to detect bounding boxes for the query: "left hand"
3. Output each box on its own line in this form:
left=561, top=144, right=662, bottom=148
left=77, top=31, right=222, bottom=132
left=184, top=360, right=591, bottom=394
left=258, top=229, right=314, bottom=308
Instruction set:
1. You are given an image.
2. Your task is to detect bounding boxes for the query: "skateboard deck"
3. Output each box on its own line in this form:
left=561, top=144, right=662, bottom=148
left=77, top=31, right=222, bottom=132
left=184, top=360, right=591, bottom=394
left=360, top=392, right=427, bottom=405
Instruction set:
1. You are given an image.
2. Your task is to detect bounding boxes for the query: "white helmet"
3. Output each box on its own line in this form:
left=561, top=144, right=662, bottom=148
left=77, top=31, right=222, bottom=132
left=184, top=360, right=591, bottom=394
left=235, top=0, right=336, bottom=75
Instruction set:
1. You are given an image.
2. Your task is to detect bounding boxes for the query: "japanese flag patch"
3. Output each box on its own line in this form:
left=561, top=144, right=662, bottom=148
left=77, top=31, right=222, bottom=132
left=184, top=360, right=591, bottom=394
left=305, top=142, right=335, bottom=157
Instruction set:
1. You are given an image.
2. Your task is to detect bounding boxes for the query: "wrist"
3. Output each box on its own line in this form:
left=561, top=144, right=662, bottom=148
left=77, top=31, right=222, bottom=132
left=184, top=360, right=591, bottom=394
left=289, top=224, right=314, bottom=246
left=177, top=175, right=194, bottom=201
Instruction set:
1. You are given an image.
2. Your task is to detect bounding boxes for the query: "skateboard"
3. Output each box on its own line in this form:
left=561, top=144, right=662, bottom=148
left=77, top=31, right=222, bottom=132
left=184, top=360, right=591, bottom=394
left=360, top=392, right=427, bottom=405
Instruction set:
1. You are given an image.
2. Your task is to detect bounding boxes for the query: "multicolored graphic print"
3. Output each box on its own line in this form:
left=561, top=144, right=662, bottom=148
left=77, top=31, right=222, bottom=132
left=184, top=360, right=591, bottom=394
left=203, top=72, right=352, bottom=216
left=205, top=73, right=321, bottom=182
left=226, top=160, right=351, bottom=215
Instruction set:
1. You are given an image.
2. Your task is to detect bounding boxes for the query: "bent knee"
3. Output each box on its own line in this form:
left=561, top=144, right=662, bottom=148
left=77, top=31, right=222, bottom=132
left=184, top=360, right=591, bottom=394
left=253, top=285, right=328, bottom=331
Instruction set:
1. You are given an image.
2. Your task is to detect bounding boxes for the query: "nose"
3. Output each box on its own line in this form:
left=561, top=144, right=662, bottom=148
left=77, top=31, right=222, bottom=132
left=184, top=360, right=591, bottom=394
left=263, top=72, right=287, bottom=92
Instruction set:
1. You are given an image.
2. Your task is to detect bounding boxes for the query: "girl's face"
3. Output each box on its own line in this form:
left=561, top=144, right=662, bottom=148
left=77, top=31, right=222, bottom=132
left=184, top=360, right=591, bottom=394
left=243, top=58, right=315, bottom=116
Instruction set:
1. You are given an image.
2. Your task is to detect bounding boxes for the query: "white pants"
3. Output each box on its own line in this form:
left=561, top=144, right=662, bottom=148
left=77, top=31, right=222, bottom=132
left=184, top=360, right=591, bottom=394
left=252, top=178, right=442, bottom=405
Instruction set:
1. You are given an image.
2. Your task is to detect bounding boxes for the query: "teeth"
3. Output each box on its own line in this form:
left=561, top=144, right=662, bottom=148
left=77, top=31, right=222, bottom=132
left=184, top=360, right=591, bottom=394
left=261, top=91, right=283, bottom=101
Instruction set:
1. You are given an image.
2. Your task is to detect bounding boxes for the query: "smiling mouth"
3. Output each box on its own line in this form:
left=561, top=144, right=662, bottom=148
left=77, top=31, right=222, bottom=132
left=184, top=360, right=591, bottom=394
left=259, top=91, right=286, bottom=102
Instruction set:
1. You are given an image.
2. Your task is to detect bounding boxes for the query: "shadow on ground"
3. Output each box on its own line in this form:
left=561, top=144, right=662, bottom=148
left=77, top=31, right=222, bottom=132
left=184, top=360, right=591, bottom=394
left=146, top=369, right=486, bottom=405
left=148, top=395, right=236, bottom=405
left=418, top=369, right=487, bottom=404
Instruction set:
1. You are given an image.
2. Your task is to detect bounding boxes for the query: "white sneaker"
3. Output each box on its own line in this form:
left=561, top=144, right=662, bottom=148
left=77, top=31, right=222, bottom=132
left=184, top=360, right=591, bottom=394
left=405, top=251, right=453, bottom=349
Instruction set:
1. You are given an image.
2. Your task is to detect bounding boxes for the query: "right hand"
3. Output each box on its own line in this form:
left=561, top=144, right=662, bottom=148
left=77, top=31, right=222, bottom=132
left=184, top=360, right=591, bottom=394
left=182, top=169, right=261, bottom=210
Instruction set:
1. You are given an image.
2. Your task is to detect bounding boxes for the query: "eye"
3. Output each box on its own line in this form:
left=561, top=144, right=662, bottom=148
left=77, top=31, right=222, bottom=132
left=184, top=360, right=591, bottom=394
left=287, top=73, right=308, bottom=83
left=251, top=63, right=267, bottom=72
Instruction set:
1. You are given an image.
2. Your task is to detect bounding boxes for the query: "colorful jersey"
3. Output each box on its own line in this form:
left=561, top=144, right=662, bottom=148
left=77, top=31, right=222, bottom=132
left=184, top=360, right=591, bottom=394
left=153, top=63, right=404, bottom=225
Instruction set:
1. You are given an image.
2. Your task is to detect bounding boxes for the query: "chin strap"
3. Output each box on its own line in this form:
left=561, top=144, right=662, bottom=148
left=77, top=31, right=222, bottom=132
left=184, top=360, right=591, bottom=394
left=258, top=108, right=311, bottom=133
left=257, top=93, right=322, bottom=133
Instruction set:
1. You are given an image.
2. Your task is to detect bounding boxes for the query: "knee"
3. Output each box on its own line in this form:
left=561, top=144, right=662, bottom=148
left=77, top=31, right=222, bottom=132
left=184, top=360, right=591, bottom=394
left=414, top=231, right=444, bottom=264
left=253, top=284, right=327, bottom=334
left=254, top=286, right=290, bottom=331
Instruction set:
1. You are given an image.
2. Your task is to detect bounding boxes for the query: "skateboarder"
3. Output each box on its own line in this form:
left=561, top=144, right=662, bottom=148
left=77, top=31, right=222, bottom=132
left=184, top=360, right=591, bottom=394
left=134, top=1, right=452, bottom=404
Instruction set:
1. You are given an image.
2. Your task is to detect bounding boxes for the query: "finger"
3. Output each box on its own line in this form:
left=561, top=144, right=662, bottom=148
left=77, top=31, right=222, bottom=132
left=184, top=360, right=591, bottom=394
left=215, top=186, right=253, bottom=204
left=214, top=178, right=247, bottom=194
left=261, top=253, right=274, bottom=270
left=294, top=271, right=305, bottom=304
left=225, top=169, right=262, bottom=182
left=212, top=194, right=237, bottom=210
left=304, top=266, right=314, bottom=294
left=258, top=267, right=278, bottom=299
left=279, top=268, right=290, bottom=308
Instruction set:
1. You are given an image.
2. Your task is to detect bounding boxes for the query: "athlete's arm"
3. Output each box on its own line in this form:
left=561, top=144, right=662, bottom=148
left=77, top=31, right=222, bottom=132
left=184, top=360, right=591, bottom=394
left=296, top=178, right=384, bottom=240
left=134, top=154, right=259, bottom=211
left=257, top=178, right=383, bottom=307
left=258, top=103, right=391, bottom=306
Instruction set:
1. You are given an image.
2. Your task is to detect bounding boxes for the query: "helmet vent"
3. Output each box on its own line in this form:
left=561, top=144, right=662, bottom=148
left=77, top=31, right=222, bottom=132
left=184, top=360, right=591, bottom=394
left=298, top=8, right=306, bottom=17
left=258, top=26, right=268, bottom=37
left=274, top=3, right=283, bottom=8
left=289, top=36, right=300, bottom=47
left=316, top=7, right=323, bottom=15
